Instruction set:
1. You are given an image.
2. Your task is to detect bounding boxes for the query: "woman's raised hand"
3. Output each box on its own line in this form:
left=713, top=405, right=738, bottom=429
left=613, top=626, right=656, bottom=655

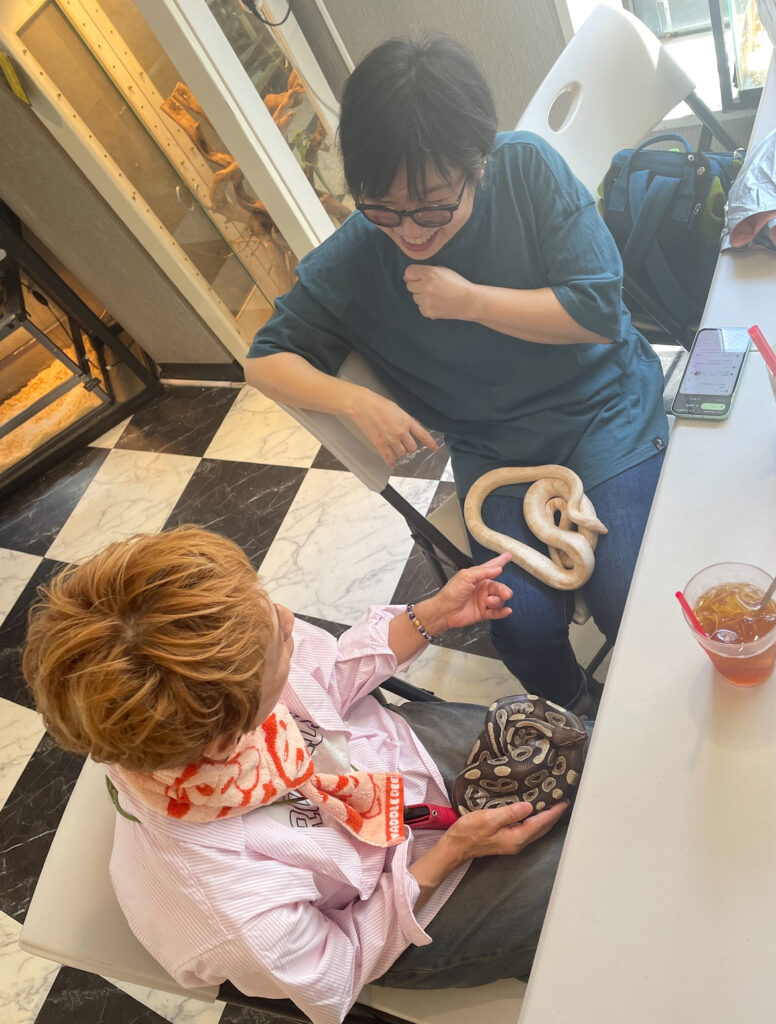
left=349, top=390, right=438, bottom=468
left=404, top=265, right=477, bottom=321
left=423, top=552, right=513, bottom=632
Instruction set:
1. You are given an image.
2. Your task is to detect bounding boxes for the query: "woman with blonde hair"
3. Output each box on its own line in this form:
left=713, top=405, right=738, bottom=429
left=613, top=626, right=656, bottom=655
left=24, top=525, right=572, bottom=1024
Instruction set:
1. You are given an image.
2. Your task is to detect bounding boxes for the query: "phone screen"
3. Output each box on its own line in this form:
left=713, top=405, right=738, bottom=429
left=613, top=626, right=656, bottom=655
left=671, top=328, right=750, bottom=419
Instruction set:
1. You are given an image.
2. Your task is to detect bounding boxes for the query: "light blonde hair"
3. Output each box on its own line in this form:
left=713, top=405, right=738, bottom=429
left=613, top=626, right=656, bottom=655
left=23, top=526, right=275, bottom=771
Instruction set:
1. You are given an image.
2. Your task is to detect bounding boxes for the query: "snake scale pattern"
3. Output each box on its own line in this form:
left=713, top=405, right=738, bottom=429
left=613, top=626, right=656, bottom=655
left=453, top=694, right=589, bottom=815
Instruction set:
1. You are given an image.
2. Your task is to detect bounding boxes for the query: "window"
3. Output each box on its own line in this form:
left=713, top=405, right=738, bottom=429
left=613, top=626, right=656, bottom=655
left=630, top=0, right=712, bottom=36
left=623, top=0, right=773, bottom=110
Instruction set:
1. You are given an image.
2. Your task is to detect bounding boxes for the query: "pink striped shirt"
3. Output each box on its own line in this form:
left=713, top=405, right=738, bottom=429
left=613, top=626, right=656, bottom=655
left=106, top=607, right=468, bottom=1024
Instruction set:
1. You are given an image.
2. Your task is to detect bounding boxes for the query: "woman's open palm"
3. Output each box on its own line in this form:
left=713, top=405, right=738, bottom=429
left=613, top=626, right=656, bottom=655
left=435, top=553, right=513, bottom=630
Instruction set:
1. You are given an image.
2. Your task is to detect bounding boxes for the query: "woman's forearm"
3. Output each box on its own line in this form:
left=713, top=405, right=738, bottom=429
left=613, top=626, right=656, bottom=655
left=407, top=831, right=468, bottom=910
left=467, top=284, right=611, bottom=345
left=387, top=595, right=449, bottom=665
left=245, top=352, right=364, bottom=416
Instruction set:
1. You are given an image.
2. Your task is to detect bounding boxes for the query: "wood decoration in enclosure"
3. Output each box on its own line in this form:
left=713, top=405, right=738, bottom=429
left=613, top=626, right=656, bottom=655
left=160, top=75, right=350, bottom=294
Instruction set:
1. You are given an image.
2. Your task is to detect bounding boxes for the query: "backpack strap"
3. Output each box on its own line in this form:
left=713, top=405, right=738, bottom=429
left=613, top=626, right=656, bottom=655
left=623, top=170, right=701, bottom=326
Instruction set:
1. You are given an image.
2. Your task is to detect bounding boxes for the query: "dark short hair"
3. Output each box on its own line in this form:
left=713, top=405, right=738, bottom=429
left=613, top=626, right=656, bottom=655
left=338, top=35, right=498, bottom=202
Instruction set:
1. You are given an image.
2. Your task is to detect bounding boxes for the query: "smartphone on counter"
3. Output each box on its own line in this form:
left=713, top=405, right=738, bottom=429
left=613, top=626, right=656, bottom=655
left=671, top=327, right=751, bottom=420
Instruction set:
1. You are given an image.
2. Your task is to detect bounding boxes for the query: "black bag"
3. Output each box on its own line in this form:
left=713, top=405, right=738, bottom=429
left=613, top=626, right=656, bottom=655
left=602, top=133, right=744, bottom=340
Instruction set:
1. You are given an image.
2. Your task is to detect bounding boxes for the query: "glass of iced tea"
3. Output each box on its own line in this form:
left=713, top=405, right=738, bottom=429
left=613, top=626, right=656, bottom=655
left=681, top=562, right=776, bottom=686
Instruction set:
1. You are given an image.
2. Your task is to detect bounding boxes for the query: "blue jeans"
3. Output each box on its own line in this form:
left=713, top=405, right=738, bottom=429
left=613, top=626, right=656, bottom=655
left=465, top=454, right=665, bottom=705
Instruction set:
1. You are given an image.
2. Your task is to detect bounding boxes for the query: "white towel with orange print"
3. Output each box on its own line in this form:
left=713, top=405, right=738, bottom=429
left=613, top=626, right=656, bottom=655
left=116, top=704, right=406, bottom=847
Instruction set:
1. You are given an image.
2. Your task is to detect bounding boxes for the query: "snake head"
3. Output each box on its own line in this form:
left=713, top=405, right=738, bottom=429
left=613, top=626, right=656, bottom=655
left=570, top=510, right=608, bottom=536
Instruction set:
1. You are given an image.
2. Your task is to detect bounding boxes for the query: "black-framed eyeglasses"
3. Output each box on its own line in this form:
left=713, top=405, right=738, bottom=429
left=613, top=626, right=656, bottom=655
left=356, top=179, right=468, bottom=228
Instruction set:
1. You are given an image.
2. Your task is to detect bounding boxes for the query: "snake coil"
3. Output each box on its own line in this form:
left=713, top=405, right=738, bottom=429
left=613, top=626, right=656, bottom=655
left=463, top=465, right=607, bottom=591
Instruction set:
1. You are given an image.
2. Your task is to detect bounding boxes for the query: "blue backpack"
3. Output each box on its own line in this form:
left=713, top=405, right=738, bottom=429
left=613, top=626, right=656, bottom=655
left=602, top=133, right=744, bottom=345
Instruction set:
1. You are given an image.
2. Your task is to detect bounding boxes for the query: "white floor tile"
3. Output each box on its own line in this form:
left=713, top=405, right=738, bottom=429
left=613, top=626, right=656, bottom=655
left=259, top=470, right=438, bottom=623
left=0, top=700, right=45, bottom=813
left=90, top=417, right=131, bottom=449
left=0, top=549, right=42, bottom=625
left=204, top=386, right=320, bottom=467
left=0, top=911, right=60, bottom=1024
left=400, top=645, right=522, bottom=706
left=46, top=448, right=200, bottom=564
left=108, top=978, right=225, bottom=1024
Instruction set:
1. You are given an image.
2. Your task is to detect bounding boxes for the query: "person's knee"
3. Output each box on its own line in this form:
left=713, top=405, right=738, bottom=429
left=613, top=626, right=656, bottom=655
left=490, top=595, right=571, bottom=654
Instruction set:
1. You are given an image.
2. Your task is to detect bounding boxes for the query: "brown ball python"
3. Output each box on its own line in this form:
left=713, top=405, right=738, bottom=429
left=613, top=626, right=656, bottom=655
left=463, top=465, right=608, bottom=590
left=452, top=694, right=588, bottom=815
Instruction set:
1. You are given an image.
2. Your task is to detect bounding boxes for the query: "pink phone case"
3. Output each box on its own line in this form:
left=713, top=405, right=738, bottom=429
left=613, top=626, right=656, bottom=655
left=404, top=804, right=459, bottom=830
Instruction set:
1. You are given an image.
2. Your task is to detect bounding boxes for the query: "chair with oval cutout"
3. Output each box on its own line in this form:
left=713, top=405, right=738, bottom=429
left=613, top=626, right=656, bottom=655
left=515, top=3, right=736, bottom=197
left=516, top=3, right=739, bottom=346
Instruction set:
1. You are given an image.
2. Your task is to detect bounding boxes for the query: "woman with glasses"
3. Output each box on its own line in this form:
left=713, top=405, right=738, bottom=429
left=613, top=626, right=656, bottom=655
left=245, top=35, right=669, bottom=714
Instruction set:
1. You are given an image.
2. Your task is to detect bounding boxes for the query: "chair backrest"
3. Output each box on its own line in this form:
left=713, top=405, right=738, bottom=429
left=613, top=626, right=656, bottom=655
left=20, top=756, right=219, bottom=1001
left=516, top=3, right=695, bottom=196
left=276, top=351, right=392, bottom=494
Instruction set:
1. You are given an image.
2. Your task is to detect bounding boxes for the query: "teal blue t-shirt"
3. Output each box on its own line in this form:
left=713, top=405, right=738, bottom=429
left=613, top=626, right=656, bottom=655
left=248, top=131, right=668, bottom=498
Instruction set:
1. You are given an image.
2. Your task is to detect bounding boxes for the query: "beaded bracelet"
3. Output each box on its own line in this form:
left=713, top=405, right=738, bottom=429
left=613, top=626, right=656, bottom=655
left=406, top=603, right=437, bottom=643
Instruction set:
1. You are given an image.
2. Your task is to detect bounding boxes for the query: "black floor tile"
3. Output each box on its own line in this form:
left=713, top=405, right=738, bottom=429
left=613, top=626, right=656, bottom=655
left=219, top=997, right=296, bottom=1024
left=164, top=458, right=307, bottom=569
left=311, top=446, right=348, bottom=471
left=0, top=557, right=70, bottom=709
left=0, top=447, right=109, bottom=556
left=34, top=967, right=170, bottom=1024
left=0, top=733, right=84, bottom=923
left=115, top=385, right=240, bottom=458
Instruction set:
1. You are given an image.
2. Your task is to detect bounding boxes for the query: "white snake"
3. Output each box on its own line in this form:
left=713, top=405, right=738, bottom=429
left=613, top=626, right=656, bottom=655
left=463, top=465, right=608, bottom=591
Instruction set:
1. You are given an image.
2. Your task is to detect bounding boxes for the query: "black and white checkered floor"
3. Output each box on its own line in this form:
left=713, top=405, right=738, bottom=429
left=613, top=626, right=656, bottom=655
left=0, top=345, right=686, bottom=1023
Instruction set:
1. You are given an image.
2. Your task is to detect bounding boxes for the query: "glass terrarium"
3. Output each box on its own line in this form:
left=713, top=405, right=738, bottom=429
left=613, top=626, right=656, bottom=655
left=0, top=208, right=156, bottom=496
left=0, top=259, right=105, bottom=476
left=204, top=0, right=353, bottom=228
left=15, top=0, right=320, bottom=343
left=727, top=0, right=774, bottom=95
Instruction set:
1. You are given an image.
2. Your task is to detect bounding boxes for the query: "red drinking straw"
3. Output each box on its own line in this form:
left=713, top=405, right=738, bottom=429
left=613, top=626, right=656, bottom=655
left=748, top=325, right=776, bottom=376
left=675, top=590, right=709, bottom=637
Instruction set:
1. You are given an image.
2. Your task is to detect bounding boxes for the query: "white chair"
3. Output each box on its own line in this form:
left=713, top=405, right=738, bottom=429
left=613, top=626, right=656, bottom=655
left=20, top=756, right=526, bottom=1024
left=516, top=3, right=738, bottom=196
left=517, top=3, right=738, bottom=348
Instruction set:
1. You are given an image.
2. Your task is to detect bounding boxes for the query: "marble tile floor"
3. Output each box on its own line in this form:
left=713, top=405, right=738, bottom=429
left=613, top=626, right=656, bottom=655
left=0, top=347, right=685, bottom=1023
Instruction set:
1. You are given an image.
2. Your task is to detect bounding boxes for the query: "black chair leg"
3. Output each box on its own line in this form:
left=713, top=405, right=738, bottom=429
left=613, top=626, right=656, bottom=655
left=684, top=90, right=740, bottom=151
left=586, top=638, right=613, bottom=678
left=219, top=979, right=429, bottom=1023
left=380, top=675, right=445, bottom=703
